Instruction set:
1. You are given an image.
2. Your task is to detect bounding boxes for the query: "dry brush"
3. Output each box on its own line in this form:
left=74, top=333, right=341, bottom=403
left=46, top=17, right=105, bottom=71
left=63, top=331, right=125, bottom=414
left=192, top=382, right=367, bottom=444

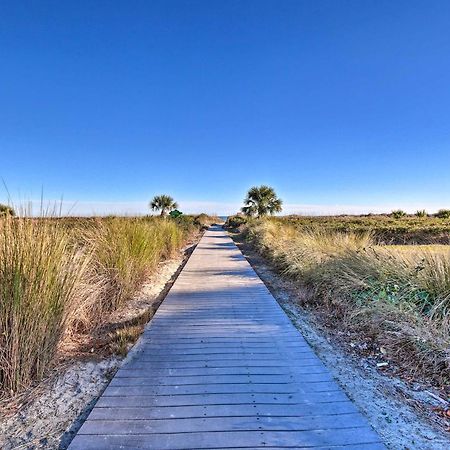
left=243, top=219, right=450, bottom=387
left=0, top=214, right=208, bottom=396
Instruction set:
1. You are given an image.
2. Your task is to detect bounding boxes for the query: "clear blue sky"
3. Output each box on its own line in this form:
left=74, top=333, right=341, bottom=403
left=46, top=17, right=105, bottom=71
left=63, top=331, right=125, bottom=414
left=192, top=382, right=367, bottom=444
left=1, top=0, right=449, bottom=215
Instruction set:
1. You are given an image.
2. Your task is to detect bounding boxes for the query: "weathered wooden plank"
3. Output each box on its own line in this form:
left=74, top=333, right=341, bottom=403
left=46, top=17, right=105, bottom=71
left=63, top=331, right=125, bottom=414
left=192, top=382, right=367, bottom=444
left=77, top=413, right=368, bottom=434
left=96, top=391, right=350, bottom=407
left=111, top=374, right=297, bottom=384
left=88, top=402, right=358, bottom=420
left=116, top=366, right=330, bottom=378
left=123, top=360, right=326, bottom=369
left=139, top=340, right=309, bottom=347
left=113, top=372, right=334, bottom=384
left=69, top=427, right=382, bottom=449
left=135, top=344, right=310, bottom=352
left=136, top=348, right=315, bottom=357
left=128, top=354, right=320, bottom=362
left=104, top=381, right=339, bottom=395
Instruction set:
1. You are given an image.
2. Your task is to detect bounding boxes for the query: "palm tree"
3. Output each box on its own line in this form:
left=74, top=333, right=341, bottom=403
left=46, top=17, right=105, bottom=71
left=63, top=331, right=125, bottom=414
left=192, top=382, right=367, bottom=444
left=150, top=195, right=178, bottom=216
left=241, top=185, right=283, bottom=217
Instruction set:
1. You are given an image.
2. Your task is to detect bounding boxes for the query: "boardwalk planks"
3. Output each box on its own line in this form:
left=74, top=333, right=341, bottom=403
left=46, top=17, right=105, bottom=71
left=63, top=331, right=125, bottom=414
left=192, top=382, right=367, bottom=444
left=68, top=225, right=384, bottom=449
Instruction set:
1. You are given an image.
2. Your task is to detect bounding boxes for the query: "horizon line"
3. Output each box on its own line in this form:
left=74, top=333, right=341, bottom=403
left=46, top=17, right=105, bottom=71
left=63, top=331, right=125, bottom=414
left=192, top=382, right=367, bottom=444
left=2, top=199, right=450, bottom=217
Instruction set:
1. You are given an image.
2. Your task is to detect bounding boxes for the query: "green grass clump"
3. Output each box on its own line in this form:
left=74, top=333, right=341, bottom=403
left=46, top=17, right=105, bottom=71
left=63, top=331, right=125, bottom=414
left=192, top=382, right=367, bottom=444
left=391, top=209, right=407, bottom=219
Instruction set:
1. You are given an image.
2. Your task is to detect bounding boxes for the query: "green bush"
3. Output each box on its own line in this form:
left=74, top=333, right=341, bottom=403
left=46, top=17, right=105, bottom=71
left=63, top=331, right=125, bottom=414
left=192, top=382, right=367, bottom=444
left=169, top=209, right=183, bottom=218
left=415, top=209, right=427, bottom=217
left=193, top=213, right=218, bottom=228
left=173, top=215, right=196, bottom=234
left=225, top=215, right=247, bottom=228
left=391, top=209, right=407, bottom=219
left=436, top=209, right=450, bottom=219
left=0, top=204, right=15, bottom=216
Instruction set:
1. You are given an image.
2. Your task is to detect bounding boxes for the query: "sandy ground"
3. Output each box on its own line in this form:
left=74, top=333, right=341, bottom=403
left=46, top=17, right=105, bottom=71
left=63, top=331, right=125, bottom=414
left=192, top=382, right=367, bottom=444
left=235, top=238, right=449, bottom=450
left=0, top=246, right=192, bottom=450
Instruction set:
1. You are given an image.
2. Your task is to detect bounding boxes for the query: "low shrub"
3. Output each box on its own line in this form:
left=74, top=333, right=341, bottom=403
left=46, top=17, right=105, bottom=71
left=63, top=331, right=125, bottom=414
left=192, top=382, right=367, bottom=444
left=436, top=209, right=450, bottom=219
left=225, top=215, right=247, bottom=229
left=391, top=209, right=407, bottom=219
left=172, top=215, right=197, bottom=234
left=0, top=204, right=15, bottom=216
left=193, top=213, right=219, bottom=229
left=169, top=209, right=183, bottom=218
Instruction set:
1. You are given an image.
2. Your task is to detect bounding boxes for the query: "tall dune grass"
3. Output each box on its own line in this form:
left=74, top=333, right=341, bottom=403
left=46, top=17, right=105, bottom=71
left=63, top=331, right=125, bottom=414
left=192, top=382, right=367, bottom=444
left=94, top=217, right=183, bottom=310
left=0, top=216, right=91, bottom=393
left=0, top=215, right=201, bottom=395
left=245, top=219, right=450, bottom=385
left=70, top=217, right=184, bottom=329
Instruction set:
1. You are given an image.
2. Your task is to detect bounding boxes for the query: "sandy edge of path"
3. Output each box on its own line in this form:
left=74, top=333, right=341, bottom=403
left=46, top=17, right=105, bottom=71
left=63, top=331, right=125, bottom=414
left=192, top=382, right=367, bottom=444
left=234, top=236, right=449, bottom=450
left=0, top=244, right=194, bottom=450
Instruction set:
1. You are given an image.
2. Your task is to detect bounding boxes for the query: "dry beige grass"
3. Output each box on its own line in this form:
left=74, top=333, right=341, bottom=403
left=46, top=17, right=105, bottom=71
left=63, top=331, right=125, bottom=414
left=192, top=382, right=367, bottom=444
left=245, top=219, right=450, bottom=387
left=0, top=217, right=91, bottom=393
left=0, top=215, right=201, bottom=396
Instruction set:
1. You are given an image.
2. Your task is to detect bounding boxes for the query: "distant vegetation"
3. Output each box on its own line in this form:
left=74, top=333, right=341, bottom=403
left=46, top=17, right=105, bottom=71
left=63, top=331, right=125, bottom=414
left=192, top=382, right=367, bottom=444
left=241, top=185, right=283, bottom=217
left=0, top=204, right=14, bottom=216
left=436, top=209, right=450, bottom=219
left=226, top=215, right=248, bottom=229
left=0, top=213, right=216, bottom=395
left=229, top=216, right=450, bottom=387
left=391, top=209, right=406, bottom=219
left=150, top=194, right=178, bottom=216
left=227, top=214, right=450, bottom=244
left=169, top=209, right=183, bottom=218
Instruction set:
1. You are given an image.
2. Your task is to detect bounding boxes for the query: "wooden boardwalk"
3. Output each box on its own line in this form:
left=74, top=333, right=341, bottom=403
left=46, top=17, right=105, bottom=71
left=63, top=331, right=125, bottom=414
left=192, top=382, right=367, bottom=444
left=68, top=226, right=385, bottom=449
